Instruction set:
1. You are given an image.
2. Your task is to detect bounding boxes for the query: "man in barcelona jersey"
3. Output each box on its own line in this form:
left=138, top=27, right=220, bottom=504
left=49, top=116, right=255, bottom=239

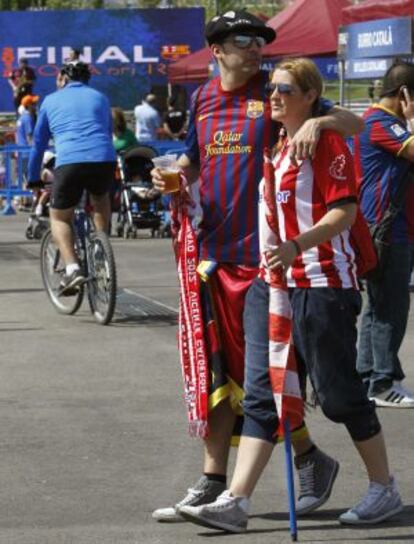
left=354, top=60, right=414, bottom=408
left=152, top=10, right=365, bottom=522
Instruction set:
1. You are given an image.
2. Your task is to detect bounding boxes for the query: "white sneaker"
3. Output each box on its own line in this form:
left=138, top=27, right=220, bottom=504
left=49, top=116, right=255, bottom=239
left=371, top=383, right=414, bottom=408
left=151, top=476, right=226, bottom=523
left=179, top=490, right=250, bottom=533
left=339, top=476, right=403, bottom=525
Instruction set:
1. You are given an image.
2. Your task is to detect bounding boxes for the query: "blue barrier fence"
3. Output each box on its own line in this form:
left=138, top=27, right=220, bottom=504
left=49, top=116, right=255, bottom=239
left=0, top=144, right=32, bottom=216
left=144, top=140, right=188, bottom=157
left=0, top=141, right=188, bottom=216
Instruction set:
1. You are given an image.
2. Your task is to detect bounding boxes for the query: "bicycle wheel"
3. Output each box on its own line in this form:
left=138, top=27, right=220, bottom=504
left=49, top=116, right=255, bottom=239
left=86, top=231, right=117, bottom=325
left=40, top=230, right=84, bottom=315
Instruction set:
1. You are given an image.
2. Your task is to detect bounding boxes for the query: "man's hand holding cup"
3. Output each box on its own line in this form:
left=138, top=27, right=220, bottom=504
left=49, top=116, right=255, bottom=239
left=151, top=154, right=181, bottom=194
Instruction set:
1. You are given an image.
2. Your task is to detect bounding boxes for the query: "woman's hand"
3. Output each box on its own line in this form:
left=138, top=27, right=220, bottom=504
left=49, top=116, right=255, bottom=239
left=265, top=241, right=299, bottom=272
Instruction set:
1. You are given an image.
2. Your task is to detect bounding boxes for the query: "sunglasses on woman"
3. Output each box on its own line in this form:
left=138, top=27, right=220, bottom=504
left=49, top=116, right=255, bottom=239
left=265, top=82, right=296, bottom=96
left=226, top=34, right=267, bottom=49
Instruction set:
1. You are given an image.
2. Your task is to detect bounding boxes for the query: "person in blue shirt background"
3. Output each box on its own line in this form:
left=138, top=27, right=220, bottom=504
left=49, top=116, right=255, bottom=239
left=27, top=61, right=116, bottom=295
left=16, top=94, right=38, bottom=146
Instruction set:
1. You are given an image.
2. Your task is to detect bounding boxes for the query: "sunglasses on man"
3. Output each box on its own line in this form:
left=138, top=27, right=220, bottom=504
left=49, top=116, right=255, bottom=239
left=225, top=34, right=267, bottom=49
left=265, top=82, right=296, bottom=96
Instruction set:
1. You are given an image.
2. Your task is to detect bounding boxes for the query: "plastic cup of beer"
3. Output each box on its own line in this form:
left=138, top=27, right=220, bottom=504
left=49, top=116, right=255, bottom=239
left=152, top=154, right=180, bottom=194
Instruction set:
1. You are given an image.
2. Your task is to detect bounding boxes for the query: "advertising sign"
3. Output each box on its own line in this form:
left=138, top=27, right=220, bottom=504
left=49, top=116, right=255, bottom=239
left=0, top=8, right=205, bottom=112
left=338, top=17, right=413, bottom=60
left=345, top=57, right=395, bottom=79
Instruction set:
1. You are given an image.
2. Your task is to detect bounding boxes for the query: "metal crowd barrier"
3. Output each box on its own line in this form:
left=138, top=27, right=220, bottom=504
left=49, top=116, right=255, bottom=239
left=0, top=144, right=32, bottom=215
left=0, top=141, right=187, bottom=216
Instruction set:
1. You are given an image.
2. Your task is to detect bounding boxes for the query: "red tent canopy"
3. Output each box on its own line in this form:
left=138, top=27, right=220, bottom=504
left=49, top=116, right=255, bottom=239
left=168, top=0, right=350, bottom=84
left=262, top=0, right=350, bottom=57
left=342, top=0, right=414, bottom=24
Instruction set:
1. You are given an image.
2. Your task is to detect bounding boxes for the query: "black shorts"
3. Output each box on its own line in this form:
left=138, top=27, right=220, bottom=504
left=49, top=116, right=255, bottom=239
left=51, top=162, right=116, bottom=210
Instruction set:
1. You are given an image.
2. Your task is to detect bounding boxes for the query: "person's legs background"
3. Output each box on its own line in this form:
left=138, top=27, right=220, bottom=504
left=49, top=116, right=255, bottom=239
left=357, top=244, right=414, bottom=397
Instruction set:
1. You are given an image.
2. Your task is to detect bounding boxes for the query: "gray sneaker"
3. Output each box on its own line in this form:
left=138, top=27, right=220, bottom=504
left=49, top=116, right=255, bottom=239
left=152, top=476, right=226, bottom=523
left=179, top=490, right=249, bottom=533
left=339, top=476, right=403, bottom=525
left=295, top=447, right=339, bottom=515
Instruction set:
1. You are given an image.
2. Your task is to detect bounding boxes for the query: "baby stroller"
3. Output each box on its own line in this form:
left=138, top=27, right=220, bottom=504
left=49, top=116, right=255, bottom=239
left=25, top=151, right=54, bottom=240
left=115, top=146, right=163, bottom=239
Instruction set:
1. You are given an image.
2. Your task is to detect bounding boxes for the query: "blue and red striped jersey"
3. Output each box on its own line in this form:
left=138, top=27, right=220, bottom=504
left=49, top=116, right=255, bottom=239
left=354, top=105, right=414, bottom=244
left=185, top=71, right=278, bottom=265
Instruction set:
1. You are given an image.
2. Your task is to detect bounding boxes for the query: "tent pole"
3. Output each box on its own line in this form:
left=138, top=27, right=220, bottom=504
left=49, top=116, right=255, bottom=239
left=339, top=59, right=345, bottom=107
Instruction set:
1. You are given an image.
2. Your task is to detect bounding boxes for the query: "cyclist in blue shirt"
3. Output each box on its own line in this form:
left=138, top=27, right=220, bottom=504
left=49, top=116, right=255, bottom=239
left=27, top=61, right=116, bottom=295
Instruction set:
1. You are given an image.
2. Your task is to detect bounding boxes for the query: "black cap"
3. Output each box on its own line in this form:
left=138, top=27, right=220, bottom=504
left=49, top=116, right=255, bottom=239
left=205, top=10, right=276, bottom=46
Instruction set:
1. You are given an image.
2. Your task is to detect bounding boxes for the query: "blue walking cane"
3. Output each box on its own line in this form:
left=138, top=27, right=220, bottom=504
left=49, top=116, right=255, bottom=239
left=284, top=417, right=298, bottom=541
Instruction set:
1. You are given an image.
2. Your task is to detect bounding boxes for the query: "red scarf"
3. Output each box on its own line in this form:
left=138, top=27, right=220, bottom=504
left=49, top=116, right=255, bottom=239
left=171, top=181, right=209, bottom=438
left=262, top=150, right=304, bottom=435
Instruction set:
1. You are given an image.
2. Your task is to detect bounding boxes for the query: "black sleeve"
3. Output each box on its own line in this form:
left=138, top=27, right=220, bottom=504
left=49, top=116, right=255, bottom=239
left=326, top=196, right=357, bottom=210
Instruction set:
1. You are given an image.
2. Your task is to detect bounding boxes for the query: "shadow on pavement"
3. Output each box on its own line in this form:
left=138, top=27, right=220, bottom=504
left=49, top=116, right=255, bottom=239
left=0, top=241, right=40, bottom=246
left=0, top=288, right=44, bottom=294
left=0, top=327, right=42, bottom=332
left=249, top=505, right=414, bottom=540
left=112, top=315, right=177, bottom=327
left=256, top=504, right=414, bottom=525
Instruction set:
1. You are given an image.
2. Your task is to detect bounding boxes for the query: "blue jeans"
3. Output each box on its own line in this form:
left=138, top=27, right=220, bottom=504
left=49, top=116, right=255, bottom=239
left=242, top=277, right=280, bottom=444
left=357, top=243, right=414, bottom=396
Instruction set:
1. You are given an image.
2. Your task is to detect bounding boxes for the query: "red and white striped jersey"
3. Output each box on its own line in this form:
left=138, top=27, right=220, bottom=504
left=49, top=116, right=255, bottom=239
left=259, top=130, right=359, bottom=289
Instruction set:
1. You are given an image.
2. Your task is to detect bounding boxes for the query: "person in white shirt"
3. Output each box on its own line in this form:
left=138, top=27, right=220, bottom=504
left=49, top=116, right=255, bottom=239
left=134, top=93, right=161, bottom=142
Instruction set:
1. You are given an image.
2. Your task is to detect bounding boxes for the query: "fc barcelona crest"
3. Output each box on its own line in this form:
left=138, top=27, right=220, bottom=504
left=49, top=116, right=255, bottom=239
left=246, top=100, right=264, bottom=119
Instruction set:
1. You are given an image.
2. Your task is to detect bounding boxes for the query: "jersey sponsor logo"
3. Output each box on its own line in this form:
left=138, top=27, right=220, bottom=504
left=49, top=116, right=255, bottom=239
left=329, top=154, right=347, bottom=181
left=390, top=123, right=405, bottom=137
left=205, top=130, right=252, bottom=157
left=198, top=112, right=213, bottom=122
left=276, top=190, right=291, bottom=203
left=246, top=100, right=264, bottom=119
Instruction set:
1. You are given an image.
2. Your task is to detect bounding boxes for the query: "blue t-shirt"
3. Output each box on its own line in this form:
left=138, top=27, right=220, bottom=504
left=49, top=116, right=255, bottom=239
left=28, top=82, right=116, bottom=181
left=16, top=111, right=35, bottom=146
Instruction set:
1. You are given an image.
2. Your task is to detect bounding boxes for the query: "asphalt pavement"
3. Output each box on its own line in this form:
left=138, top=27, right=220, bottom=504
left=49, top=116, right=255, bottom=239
left=0, top=213, right=413, bottom=544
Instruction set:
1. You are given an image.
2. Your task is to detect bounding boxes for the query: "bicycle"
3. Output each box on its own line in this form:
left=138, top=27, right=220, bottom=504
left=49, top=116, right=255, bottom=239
left=40, top=206, right=117, bottom=325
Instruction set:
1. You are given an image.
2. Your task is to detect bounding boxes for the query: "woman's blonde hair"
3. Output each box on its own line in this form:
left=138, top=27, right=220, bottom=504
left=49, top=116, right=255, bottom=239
left=275, top=57, right=323, bottom=114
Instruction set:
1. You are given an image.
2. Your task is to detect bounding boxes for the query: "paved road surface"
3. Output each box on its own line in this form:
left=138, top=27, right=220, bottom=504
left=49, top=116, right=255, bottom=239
left=0, top=214, right=413, bottom=544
